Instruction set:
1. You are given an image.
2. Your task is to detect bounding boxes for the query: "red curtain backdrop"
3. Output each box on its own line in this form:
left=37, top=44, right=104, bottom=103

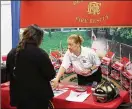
left=20, top=1, right=132, bottom=28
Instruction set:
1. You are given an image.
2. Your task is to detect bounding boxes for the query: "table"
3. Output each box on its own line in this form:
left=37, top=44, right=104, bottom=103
left=1, top=82, right=130, bottom=109
left=1, top=83, right=16, bottom=109
left=53, top=84, right=129, bottom=108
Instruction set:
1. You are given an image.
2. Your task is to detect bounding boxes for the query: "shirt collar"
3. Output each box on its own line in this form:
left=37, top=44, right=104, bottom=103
left=71, top=46, right=85, bottom=58
left=80, top=46, right=85, bottom=56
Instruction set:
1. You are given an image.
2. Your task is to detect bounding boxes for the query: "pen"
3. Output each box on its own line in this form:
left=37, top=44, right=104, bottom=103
left=77, top=93, right=82, bottom=97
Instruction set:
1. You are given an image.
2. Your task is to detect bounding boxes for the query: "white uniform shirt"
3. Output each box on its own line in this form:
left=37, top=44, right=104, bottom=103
left=61, top=46, right=101, bottom=76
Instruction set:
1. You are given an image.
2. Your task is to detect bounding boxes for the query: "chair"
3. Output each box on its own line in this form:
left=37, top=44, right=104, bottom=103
left=50, top=50, right=62, bottom=70
left=2, top=55, right=7, bottom=62
left=110, top=57, right=131, bottom=81
left=50, top=50, right=61, bottom=59
left=120, top=57, right=131, bottom=67
left=101, top=51, right=115, bottom=76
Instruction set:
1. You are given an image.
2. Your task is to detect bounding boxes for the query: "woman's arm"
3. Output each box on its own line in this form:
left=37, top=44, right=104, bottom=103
left=52, top=50, right=71, bottom=88
left=39, top=50, right=56, bottom=81
left=55, top=66, right=66, bottom=82
left=51, top=66, right=66, bottom=89
left=81, top=50, right=101, bottom=76
left=90, top=50, right=101, bottom=71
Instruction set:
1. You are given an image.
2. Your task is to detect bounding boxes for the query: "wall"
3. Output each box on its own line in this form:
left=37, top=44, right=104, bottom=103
left=1, top=1, right=12, bottom=58
left=20, top=1, right=132, bottom=28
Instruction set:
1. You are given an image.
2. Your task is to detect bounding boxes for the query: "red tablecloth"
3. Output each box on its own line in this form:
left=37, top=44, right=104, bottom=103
left=1, top=87, right=16, bottom=109
left=53, top=84, right=129, bottom=108
left=1, top=82, right=130, bottom=109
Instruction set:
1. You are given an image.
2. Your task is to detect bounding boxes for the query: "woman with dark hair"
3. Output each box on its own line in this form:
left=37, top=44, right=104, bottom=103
left=6, top=24, right=56, bottom=109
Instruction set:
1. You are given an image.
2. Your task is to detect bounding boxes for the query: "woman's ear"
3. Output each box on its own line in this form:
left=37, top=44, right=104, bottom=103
left=77, top=43, right=80, bottom=47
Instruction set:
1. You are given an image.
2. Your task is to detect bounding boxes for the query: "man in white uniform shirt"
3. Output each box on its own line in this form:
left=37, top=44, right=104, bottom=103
left=52, top=34, right=102, bottom=88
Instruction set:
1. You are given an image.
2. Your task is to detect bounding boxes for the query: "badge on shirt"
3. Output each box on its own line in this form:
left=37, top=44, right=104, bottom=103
left=82, top=60, right=87, bottom=63
left=80, top=57, right=88, bottom=63
left=79, top=57, right=92, bottom=68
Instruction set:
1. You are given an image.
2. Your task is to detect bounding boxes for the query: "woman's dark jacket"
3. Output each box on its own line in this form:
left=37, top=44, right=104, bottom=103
left=6, top=43, right=56, bottom=106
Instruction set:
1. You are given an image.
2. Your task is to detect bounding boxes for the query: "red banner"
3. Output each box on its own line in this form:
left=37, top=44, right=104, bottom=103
left=20, top=1, right=132, bottom=28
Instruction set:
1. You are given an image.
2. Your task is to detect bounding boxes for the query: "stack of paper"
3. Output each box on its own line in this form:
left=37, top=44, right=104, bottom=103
left=66, top=90, right=90, bottom=102
left=53, top=88, right=68, bottom=97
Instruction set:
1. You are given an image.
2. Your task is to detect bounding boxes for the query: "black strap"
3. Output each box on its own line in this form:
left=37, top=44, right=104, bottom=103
left=12, top=50, right=18, bottom=79
left=48, top=100, right=54, bottom=109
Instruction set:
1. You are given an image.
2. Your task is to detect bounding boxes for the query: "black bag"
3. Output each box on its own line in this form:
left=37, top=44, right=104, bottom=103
left=92, top=80, right=119, bottom=103
left=1, top=63, right=9, bottom=83
left=117, top=103, right=132, bottom=109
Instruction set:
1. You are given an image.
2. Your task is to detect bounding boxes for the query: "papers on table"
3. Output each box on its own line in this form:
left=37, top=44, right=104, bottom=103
left=66, top=90, right=90, bottom=102
left=75, top=86, right=87, bottom=92
left=53, top=88, right=68, bottom=97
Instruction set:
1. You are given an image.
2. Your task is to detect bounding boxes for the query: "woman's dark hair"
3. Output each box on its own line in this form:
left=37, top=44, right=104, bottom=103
left=15, top=24, right=44, bottom=57
left=13, top=24, right=44, bottom=79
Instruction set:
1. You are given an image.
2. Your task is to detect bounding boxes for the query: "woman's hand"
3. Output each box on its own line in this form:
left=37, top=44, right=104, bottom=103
left=81, top=69, right=91, bottom=76
left=51, top=78, right=59, bottom=90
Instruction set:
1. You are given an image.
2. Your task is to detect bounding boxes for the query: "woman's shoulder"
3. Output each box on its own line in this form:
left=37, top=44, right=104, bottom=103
left=37, top=48, right=49, bottom=57
left=82, top=46, right=96, bottom=55
left=64, top=49, right=72, bottom=56
left=82, top=46, right=94, bottom=52
left=7, top=48, right=16, bottom=56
